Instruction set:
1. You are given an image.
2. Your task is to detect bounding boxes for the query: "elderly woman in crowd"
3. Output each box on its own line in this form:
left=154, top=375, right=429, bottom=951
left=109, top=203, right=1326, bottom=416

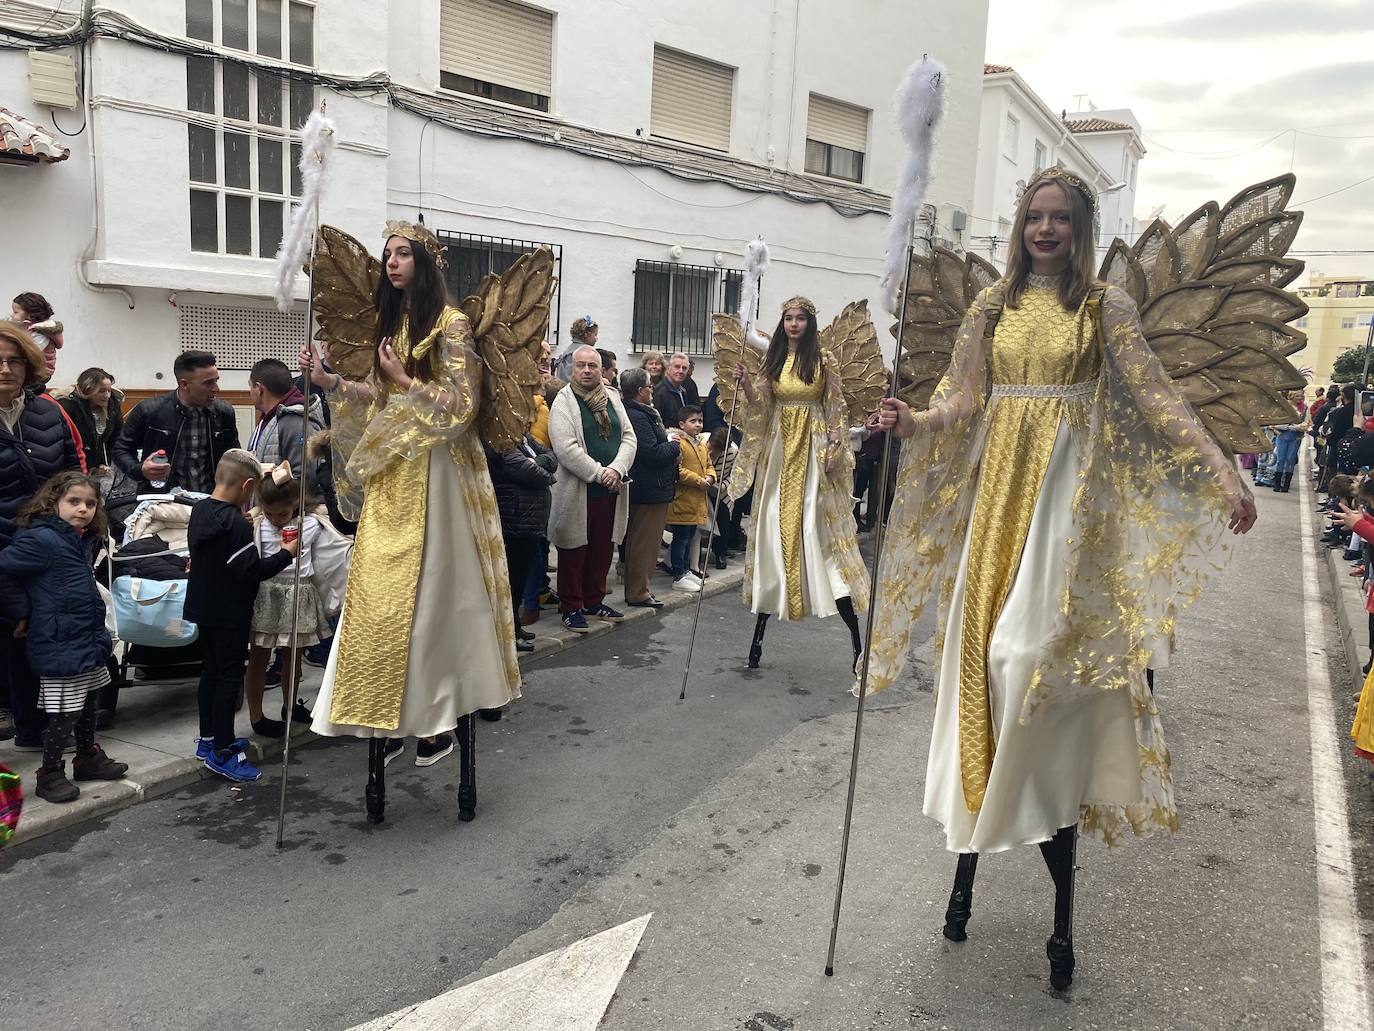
left=620, top=367, right=679, bottom=609
left=640, top=350, right=667, bottom=387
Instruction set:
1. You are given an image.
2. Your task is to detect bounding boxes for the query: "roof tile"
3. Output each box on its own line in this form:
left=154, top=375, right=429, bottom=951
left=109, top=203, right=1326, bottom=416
left=0, top=107, right=70, bottom=165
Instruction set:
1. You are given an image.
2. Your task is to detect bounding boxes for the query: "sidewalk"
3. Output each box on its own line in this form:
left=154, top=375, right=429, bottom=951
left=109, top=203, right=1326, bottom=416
left=2, top=560, right=745, bottom=847
left=1323, top=518, right=1368, bottom=685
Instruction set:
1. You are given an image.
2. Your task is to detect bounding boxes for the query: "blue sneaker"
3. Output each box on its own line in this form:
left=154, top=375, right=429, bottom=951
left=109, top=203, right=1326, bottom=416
left=195, top=736, right=250, bottom=761
left=560, top=611, right=589, bottom=634
left=583, top=604, right=625, bottom=622
left=205, top=747, right=262, bottom=783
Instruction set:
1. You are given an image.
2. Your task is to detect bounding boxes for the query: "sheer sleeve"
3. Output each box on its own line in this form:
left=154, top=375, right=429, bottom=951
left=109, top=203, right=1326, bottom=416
left=1098, top=286, right=1245, bottom=504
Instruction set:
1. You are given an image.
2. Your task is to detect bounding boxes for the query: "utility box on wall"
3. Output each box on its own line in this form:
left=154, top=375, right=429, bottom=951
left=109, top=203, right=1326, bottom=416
left=28, top=51, right=78, bottom=110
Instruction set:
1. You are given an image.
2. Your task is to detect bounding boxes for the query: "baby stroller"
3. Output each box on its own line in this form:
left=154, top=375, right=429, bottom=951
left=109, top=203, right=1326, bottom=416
left=105, top=493, right=205, bottom=683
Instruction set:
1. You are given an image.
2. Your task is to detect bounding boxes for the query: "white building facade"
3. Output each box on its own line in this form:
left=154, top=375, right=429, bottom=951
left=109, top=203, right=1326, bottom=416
left=1, top=0, right=990, bottom=406
left=971, top=65, right=1144, bottom=269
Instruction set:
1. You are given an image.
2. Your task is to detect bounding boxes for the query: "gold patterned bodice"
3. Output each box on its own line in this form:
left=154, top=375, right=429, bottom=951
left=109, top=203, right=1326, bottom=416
left=990, top=282, right=1100, bottom=386
left=956, top=279, right=1100, bottom=812
left=774, top=353, right=825, bottom=405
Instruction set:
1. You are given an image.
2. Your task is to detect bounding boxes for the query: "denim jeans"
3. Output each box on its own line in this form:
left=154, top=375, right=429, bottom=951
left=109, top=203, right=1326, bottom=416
left=668, top=524, right=698, bottom=577
left=1273, top=430, right=1302, bottom=474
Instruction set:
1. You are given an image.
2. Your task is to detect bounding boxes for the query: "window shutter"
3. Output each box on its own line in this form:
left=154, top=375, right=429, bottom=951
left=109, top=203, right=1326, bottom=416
left=650, top=46, right=733, bottom=151
left=440, top=0, right=553, bottom=98
left=806, top=94, right=867, bottom=153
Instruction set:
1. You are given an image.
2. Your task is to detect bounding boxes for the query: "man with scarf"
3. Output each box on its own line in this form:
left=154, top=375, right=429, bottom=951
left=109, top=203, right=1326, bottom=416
left=548, top=346, right=637, bottom=634
left=247, top=358, right=325, bottom=485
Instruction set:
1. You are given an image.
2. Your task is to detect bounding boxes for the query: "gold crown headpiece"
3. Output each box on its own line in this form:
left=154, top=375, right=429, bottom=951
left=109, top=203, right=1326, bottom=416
left=383, top=220, right=448, bottom=270
left=1019, top=166, right=1101, bottom=231
left=779, top=296, right=817, bottom=316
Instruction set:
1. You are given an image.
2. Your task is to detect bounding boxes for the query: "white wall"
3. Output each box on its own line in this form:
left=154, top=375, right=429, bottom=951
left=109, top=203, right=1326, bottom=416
left=1, top=0, right=990, bottom=393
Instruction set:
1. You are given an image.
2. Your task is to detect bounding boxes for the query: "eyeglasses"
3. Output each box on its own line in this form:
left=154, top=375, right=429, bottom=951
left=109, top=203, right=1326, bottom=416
left=0, top=357, right=29, bottom=370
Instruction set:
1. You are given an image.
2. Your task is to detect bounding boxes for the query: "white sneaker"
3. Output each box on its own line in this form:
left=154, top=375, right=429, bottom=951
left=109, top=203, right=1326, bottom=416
left=672, top=576, right=701, bottom=592
left=684, top=572, right=704, bottom=588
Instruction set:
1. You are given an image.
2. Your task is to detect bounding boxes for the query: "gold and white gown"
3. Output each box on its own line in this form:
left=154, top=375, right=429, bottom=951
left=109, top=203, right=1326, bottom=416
left=730, top=350, right=868, bottom=620
left=311, top=307, right=521, bottom=740
left=866, top=274, right=1244, bottom=852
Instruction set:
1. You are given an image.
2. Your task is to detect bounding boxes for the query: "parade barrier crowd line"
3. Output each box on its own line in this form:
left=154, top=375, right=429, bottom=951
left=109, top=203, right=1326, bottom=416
left=0, top=561, right=746, bottom=848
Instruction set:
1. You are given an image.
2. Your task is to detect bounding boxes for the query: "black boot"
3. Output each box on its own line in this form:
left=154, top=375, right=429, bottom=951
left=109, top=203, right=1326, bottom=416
left=942, top=852, right=979, bottom=942
left=836, top=596, right=864, bottom=674
left=1282, top=470, right=1293, bottom=492
left=457, top=713, right=476, bottom=822
left=1039, top=825, right=1078, bottom=990
left=365, top=738, right=387, bottom=824
left=748, top=613, right=770, bottom=669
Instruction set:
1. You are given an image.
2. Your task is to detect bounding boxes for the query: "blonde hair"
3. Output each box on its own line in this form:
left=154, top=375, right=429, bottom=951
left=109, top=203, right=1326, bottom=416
left=639, top=350, right=666, bottom=371
left=0, top=322, right=48, bottom=387
left=1003, top=180, right=1098, bottom=312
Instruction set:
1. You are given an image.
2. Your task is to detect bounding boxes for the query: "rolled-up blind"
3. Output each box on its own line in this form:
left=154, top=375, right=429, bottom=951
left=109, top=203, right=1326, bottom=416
left=807, top=94, right=868, bottom=153
left=440, top=0, right=553, bottom=97
left=650, top=46, right=733, bottom=152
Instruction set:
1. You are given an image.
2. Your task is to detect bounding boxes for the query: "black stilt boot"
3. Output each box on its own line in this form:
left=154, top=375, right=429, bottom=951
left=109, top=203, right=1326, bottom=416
left=836, top=596, right=864, bottom=674
left=748, top=612, right=770, bottom=669
left=942, top=852, right=979, bottom=942
left=365, top=738, right=386, bottom=824
left=1039, top=824, right=1078, bottom=990
left=457, top=713, right=477, bottom=822
left=1282, top=470, right=1294, bottom=492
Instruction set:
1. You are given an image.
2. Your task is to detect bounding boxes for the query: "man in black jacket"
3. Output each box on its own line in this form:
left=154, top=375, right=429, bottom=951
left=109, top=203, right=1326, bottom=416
left=652, top=352, right=699, bottom=429
left=112, top=350, right=240, bottom=494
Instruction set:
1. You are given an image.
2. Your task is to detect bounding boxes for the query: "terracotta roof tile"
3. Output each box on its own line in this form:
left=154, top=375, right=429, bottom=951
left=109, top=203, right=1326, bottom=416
left=984, top=63, right=1013, bottom=74
left=1066, top=116, right=1132, bottom=133
left=0, top=107, right=69, bottom=165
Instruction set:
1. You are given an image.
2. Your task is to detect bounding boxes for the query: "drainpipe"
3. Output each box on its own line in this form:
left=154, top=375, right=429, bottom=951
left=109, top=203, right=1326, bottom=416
left=75, top=0, right=136, bottom=310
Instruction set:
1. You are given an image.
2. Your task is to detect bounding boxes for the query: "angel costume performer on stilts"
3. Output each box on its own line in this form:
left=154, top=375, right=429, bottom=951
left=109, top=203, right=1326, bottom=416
left=867, top=167, right=1313, bottom=988
left=721, top=298, right=885, bottom=672
left=303, top=220, right=534, bottom=824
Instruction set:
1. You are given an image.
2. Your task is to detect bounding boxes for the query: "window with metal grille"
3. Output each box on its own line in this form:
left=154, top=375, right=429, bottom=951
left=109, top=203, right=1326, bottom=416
left=435, top=231, right=563, bottom=349
left=185, top=0, right=314, bottom=257
left=179, top=303, right=306, bottom=370
left=439, top=0, right=553, bottom=112
left=631, top=260, right=741, bottom=357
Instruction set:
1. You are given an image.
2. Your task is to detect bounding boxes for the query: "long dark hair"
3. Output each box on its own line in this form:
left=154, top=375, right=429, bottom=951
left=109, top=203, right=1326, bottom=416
left=20, top=471, right=108, bottom=539
left=760, top=309, right=821, bottom=385
left=373, top=235, right=449, bottom=385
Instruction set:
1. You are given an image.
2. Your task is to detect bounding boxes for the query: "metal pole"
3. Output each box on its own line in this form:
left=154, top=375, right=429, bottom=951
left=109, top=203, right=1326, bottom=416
left=676, top=385, right=741, bottom=702
left=824, top=235, right=918, bottom=977
left=275, top=197, right=321, bottom=851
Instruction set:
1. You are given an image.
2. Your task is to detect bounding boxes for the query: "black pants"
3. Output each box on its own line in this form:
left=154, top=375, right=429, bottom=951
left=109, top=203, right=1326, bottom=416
left=198, top=622, right=250, bottom=751
left=2, top=629, right=42, bottom=743
left=503, top=535, right=539, bottom=623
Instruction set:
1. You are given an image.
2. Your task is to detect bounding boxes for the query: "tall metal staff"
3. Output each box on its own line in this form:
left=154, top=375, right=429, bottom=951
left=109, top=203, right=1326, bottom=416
left=676, top=240, right=769, bottom=701
left=824, top=58, right=946, bottom=976
left=269, top=105, right=337, bottom=850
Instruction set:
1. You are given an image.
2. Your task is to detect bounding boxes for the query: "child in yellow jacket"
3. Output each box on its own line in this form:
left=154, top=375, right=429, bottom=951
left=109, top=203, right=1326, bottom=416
left=666, top=406, right=715, bottom=592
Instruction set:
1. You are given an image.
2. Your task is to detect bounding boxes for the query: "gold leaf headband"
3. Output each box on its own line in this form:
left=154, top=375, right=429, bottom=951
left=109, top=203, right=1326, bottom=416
left=780, top=296, right=817, bottom=316
left=383, top=220, right=448, bottom=270
left=1020, top=166, right=1101, bottom=231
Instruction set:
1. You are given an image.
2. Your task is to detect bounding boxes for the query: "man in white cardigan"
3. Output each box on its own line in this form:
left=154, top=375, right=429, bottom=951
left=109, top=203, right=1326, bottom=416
left=548, top=346, right=637, bottom=634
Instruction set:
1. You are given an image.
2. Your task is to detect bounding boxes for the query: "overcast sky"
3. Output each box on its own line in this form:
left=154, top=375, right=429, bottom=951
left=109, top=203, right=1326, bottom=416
left=984, top=0, right=1374, bottom=281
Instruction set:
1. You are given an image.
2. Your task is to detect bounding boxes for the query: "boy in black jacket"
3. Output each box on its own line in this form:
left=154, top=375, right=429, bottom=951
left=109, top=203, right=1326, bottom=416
left=186, top=449, right=298, bottom=782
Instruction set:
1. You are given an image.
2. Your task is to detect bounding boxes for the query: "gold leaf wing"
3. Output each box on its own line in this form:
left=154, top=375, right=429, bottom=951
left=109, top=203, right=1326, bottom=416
left=464, top=247, right=557, bottom=452
left=891, top=247, right=998, bottom=410
left=1101, top=173, right=1309, bottom=453
left=712, top=313, right=763, bottom=419
left=821, top=300, right=886, bottom=427
left=309, top=225, right=381, bottom=381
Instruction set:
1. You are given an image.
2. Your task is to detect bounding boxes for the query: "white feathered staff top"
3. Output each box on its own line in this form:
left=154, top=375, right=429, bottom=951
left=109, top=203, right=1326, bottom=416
left=273, top=108, right=337, bottom=312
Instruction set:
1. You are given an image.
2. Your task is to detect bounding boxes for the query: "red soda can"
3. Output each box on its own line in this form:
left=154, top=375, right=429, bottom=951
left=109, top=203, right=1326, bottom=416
left=281, top=525, right=299, bottom=545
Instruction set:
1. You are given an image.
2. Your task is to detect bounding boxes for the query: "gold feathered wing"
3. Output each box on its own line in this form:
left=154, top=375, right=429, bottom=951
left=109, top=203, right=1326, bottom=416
left=891, top=249, right=1001, bottom=410
left=1099, top=173, right=1307, bottom=453
left=820, top=299, right=887, bottom=426
left=460, top=247, right=557, bottom=452
left=711, top=312, right=764, bottom=420
left=309, top=225, right=381, bottom=381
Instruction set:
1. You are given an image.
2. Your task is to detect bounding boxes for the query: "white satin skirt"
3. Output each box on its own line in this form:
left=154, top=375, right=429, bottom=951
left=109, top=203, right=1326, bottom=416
left=924, top=419, right=1143, bottom=853
left=749, top=419, right=848, bottom=620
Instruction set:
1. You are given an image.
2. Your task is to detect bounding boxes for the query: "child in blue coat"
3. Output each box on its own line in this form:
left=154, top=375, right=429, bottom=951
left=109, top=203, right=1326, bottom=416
left=0, top=471, right=126, bottom=803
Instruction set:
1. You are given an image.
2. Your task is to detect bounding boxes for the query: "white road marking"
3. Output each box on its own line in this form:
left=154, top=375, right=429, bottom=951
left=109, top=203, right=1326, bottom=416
left=349, top=913, right=651, bottom=1031
left=1296, top=448, right=1371, bottom=1031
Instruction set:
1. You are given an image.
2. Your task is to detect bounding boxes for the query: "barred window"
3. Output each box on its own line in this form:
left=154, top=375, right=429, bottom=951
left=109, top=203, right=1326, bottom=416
left=185, top=0, right=314, bottom=256
left=436, top=231, right=564, bottom=349
left=631, top=260, right=741, bottom=357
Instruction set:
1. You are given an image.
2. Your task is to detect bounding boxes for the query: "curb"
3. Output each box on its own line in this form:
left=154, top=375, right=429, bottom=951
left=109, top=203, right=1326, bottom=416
left=1322, top=532, right=1367, bottom=687
left=7, top=564, right=746, bottom=848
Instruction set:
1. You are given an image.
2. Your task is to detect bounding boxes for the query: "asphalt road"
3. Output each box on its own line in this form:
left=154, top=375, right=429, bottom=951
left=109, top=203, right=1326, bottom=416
left=2, top=481, right=1372, bottom=1031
